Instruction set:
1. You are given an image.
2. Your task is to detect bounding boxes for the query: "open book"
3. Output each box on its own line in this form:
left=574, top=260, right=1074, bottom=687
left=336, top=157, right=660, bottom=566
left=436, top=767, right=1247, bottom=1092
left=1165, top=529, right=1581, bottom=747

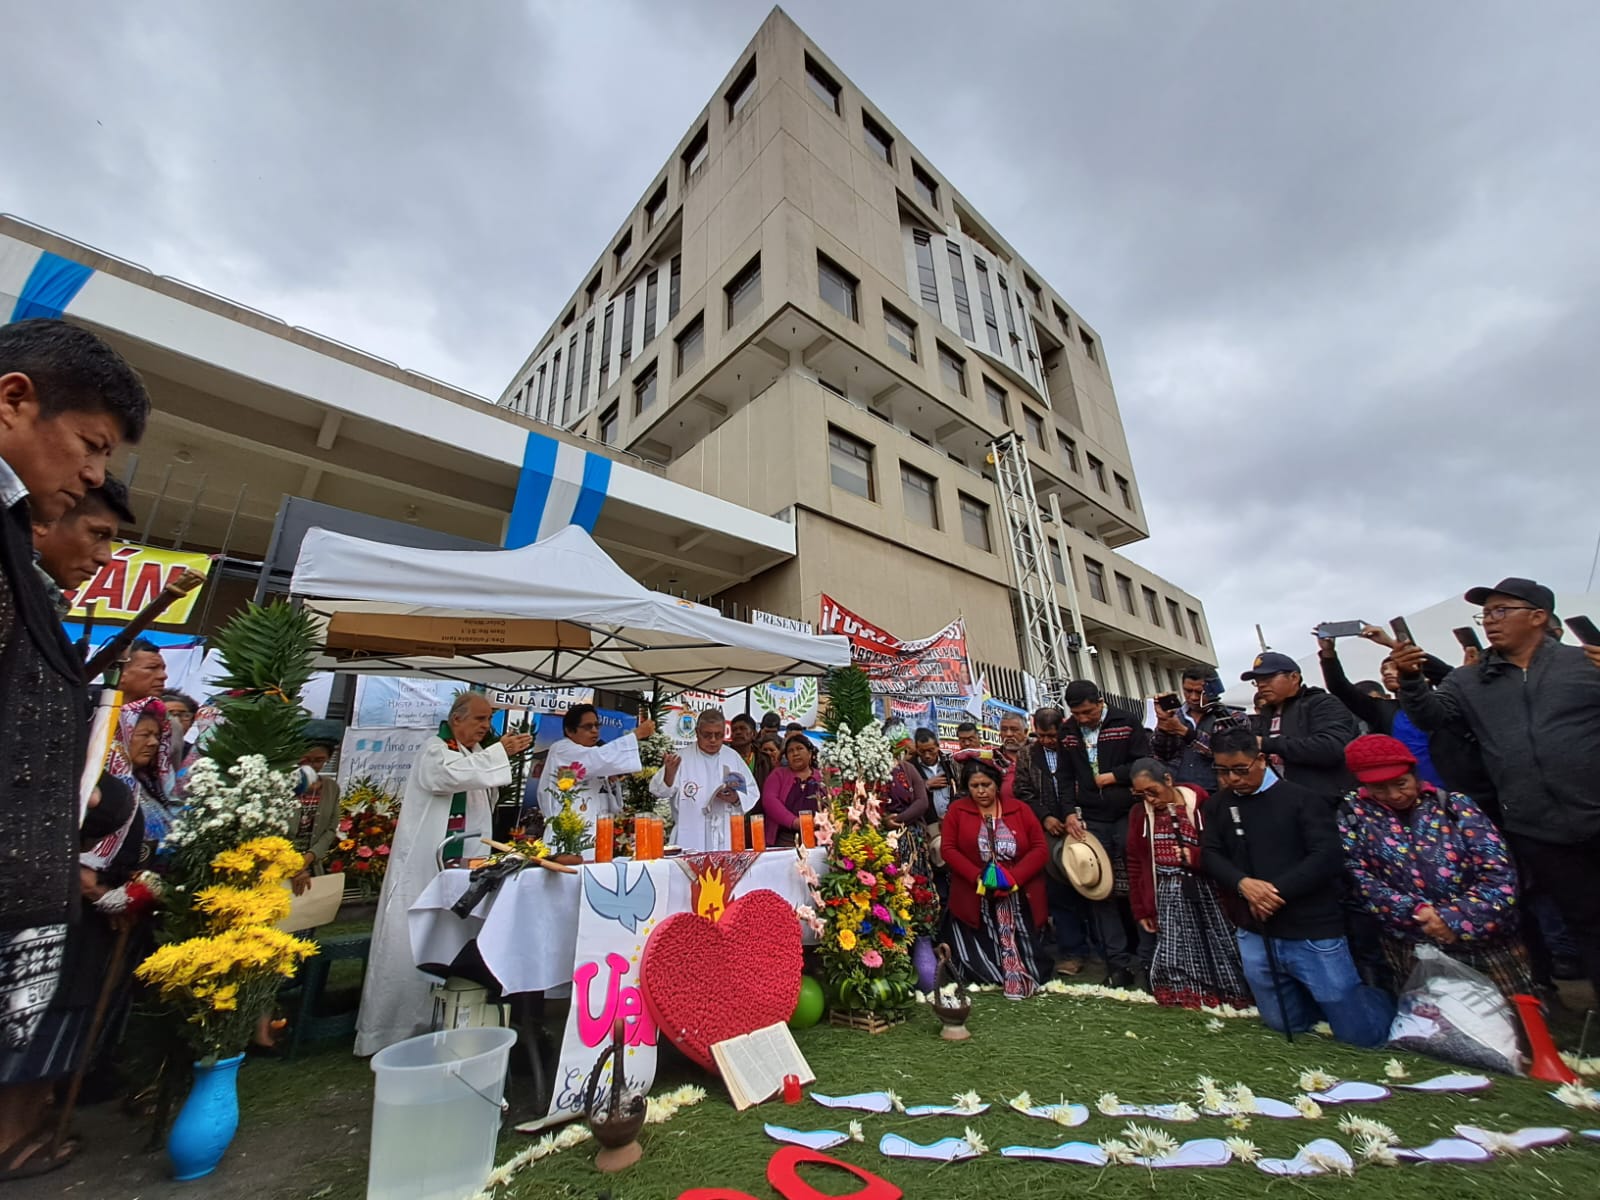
left=710, top=1022, right=815, bottom=1111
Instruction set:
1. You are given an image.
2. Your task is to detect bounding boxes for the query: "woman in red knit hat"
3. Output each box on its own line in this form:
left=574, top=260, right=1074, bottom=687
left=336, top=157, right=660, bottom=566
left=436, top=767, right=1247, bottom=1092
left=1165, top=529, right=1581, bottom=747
left=1338, top=734, right=1531, bottom=998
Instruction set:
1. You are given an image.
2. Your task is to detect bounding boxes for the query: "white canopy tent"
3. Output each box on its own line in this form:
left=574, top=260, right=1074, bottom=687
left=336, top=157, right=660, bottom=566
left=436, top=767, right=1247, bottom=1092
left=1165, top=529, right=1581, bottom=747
left=287, top=524, right=850, bottom=693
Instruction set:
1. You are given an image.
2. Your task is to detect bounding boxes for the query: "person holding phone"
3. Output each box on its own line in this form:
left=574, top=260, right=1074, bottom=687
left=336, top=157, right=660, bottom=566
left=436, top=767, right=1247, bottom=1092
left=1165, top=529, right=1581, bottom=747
left=1150, top=667, right=1228, bottom=793
left=1316, top=627, right=1451, bottom=784
left=1393, top=577, right=1600, bottom=1002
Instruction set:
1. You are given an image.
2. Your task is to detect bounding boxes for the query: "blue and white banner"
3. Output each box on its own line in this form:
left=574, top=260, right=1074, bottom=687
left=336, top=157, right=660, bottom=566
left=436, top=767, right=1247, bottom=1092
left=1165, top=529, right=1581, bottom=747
left=6, top=249, right=95, bottom=321
left=505, top=431, right=611, bottom=547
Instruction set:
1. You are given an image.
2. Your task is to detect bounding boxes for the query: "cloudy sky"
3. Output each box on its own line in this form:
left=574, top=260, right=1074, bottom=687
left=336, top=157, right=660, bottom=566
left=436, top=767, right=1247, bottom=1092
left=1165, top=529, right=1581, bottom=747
left=4, top=0, right=1597, bottom=674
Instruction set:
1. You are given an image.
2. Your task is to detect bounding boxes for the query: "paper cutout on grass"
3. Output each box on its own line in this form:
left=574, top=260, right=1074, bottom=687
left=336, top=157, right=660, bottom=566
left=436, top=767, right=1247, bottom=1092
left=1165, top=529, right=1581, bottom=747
left=1257, top=1138, right=1354, bottom=1176
left=1397, top=1072, right=1492, bottom=1093
left=1135, top=1138, right=1234, bottom=1169
left=1000, top=1141, right=1106, bottom=1166
left=1393, top=1137, right=1495, bottom=1163
left=812, top=1091, right=895, bottom=1113
left=1582, top=1129, right=1600, bottom=1141
left=1100, top=1102, right=1201, bottom=1122
left=1454, top=1124, right=1571, bottom=1153
left=877, top=1133, right=981, bottom=1163
left=1306, top=1081, right=1390, bottom=1105
left=902, top=1102, right=991, bottom=1117
left=1012, top=1102, right=1090, bottom=1127
left=764, top=1125, right=851, bottom=1151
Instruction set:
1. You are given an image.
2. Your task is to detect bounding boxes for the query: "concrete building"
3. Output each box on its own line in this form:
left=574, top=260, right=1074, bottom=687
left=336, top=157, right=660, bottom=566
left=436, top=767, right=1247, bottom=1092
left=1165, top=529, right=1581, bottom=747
left=498, top=7, right=1214, bottom=702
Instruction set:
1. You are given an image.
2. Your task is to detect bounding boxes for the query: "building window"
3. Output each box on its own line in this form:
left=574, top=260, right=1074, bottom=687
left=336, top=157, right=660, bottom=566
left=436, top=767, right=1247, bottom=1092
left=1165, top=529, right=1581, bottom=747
left=579, top=318, right=595, bottom=410
left=621, top=287, right=636, bottom=366
left=1079, top=327, right=1098, bottom=363
left=1143, top=586, right=1162, bottom=626
left=1115, top=572, right=1136, bottom=615
left=828, top=426, right=874, bottom=500
left=1058, top=432, right=1079, bottom=472
left=912, top=229, right=940, bottom=316
left=633, top=360, right=658, bottom=415
left=974, top=259, right=1002, bottom=355
left=644, top=180, right=667, bottom=231
left=818, top=376, right=846, bottom=398
left=938, top=345, right=967, bottom=396
left=599, top=402, right=619, bottom=446
left=1087, top=454, right=1107, bottom=491
left=725, top=254, right=761, bottom=327
left=675, top=312, right=704, bottom=375
left=804, top=54, right=841, bottom=114
left=561, top=333, right=578, bottom=423
left=947, top=244, right=975, bottom=340
left=642, top=268, right=659, bottom=345
left=1166, top=598, right=1183, bottom=633
left=668, top=254, right=681, bottom=319
left=682, top=123, right=709, bottom=183
left=959, top=493, right=992, bottom=552
left=725, top=56, right=757, bottom=120
left=983, top=377, right=1008, bottom=424
left=1024, top=275, right=1043, bottom=309
left=1024, top=408, right=1045, bottom=450
left=862, top=111, right=893, bottom=164
left=1115, top=473, right=1133, bottom=509
left=585, top=272, right=601, bottom=308
left=817, top=254, right=859, bottom=321
left=900, top=463, right=939, bottom=527
left=912, top=161, right=938, bottom=209
left=883, top=303, right=917, bottom=361
left=1048, top=538, right=1067, bottom=584
left=598, top=303, right=615, bottom=393
left=534, top=363, right=547, bottom=421
left=1053, top=302, right=1072, bottom=335
left=614, top=229, right=633, bottom=273
left=1085, top=557, right=1108, bottom=603
left=1111, top=649, right=1128, bottom=696
left=1187, top=609, right=1206, bottom=645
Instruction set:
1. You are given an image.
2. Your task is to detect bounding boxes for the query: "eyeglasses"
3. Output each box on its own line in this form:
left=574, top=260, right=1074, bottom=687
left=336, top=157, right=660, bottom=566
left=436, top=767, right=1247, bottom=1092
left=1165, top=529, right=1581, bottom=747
left=1213, top=760, right=1262, bottom=778
left=1473, top=605, right=1537, bottom=625
left=576, top=721, right=600, bottom=731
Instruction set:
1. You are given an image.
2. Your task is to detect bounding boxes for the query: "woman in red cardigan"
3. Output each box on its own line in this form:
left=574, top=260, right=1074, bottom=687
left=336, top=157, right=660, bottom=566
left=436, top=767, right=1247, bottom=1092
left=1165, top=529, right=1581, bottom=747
left=940, top=759, right=1050, bottom=998
left=1125, top=757, right=1251, bottom=1010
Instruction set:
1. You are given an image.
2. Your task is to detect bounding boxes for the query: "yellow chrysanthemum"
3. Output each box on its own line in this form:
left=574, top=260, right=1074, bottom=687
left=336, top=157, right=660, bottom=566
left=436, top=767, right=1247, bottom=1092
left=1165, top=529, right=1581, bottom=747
left=211, top=836, right=305, bottom=884
left=194, top=884, right=292, bottom=932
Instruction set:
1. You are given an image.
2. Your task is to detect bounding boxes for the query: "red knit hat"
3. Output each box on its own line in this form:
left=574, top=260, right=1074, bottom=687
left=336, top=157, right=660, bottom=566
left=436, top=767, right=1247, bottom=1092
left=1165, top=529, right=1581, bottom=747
left=1344, top=733, right=1417, bottom=785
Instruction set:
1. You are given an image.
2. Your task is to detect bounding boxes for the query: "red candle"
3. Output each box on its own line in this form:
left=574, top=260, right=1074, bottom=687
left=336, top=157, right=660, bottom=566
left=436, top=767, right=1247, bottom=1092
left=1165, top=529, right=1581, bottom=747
left=782, top=1074, right=802, bottom=1104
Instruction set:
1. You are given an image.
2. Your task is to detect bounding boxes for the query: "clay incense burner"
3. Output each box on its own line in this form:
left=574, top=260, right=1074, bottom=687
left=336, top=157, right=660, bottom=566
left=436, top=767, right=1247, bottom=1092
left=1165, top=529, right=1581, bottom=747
left=583, top=1018, right=647, bottom=1172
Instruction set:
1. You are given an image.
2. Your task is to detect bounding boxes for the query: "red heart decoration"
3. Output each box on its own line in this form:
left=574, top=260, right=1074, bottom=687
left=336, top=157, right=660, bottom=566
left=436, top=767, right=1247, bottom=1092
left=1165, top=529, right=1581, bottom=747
left=640, top=888, right=803, bottom=1072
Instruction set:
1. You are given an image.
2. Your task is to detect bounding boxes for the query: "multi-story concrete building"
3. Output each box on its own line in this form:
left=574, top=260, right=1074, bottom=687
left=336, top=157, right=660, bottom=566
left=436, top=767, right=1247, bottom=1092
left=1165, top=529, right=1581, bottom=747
left=498, top=7, right=1214, bottom=703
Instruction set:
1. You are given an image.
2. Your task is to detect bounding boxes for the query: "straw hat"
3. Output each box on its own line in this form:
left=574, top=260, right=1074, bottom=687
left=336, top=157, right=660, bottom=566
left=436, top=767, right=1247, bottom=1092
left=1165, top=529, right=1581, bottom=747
left=1058, top=832, right=1115, bottom=901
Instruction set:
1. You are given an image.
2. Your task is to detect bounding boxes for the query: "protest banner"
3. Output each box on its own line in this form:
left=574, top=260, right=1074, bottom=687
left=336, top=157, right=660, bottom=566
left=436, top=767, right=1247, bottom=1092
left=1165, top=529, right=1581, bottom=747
left=335, top=726, right=436, bottom=795
left=817, top=594, right=973, bottom=699
left=65, top=541, right=211, bottom=626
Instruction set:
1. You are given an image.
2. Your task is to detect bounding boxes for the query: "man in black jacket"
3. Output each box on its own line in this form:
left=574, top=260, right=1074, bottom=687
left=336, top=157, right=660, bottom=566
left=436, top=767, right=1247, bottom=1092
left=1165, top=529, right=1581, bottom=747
left=1394, top=577, right=1600, bottom=1001
left=1061, top=681, right=1151, bottom=988
left=1241, top=651, right=1359, bottom=801
left=1013, top=707, right=1093, bottom=974
left=1200, top=726, right=1394, bottom=1045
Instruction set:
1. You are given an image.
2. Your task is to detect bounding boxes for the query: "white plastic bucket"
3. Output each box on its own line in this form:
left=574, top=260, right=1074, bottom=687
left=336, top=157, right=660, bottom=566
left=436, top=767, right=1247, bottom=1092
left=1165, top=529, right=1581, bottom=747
left=367, top=1026, right=516, bottom=1200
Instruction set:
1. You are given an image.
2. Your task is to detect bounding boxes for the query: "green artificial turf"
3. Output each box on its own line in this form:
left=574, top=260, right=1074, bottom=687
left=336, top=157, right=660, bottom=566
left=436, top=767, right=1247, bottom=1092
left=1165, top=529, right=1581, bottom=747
left=497, top=992, right=1598, bottom=1199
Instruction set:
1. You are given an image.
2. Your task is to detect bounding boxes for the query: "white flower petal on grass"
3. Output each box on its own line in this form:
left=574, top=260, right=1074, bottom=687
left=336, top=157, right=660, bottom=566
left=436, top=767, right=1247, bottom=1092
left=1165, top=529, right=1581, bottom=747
left=1294, top=1095, right=1324, bottom=1120
left=848, top=1120, right=863, bottom=1143
left=886, top=1089, right=905, bottom=1113
left=1224, top=1136, right=1260, bottom=1163
left=1098, top=1137, right=1137, bottom=1166
left=1383, top=1057, right=1410, bottom=1080
left=1310, top=1021, right=1334, bottom=1037
left=1353, top=1134, right=1398, bottom=1166
left=961, top=1126, right=988, bottom=1156
left=1197, top=1076, right=1227, bottom=1111
left=1096, top=1092, right=1121, bottom=1116
left=1338, top=1115, right=1398, bottom=1145
left=952, top=1090, right=983, bottom=1113
left=1225, top=1114, right=1253, bottom=1131
left=1205, top=1017, right=1226, bottom=1032
left=1298, top=1068, right=1338, bottom=1094
left=1007, top=1091, right=1034, bottom=1114
left=1227, top=1083, right=1257, bottom=1113
left=1123, top=1122, right=1179, bottom=1160
left=1304, top=1146, right=1355, bottom=1175
left=1553, top=1083, right=1600, bottom=1111
left=1169, top=1102, right=1198, bottom=1123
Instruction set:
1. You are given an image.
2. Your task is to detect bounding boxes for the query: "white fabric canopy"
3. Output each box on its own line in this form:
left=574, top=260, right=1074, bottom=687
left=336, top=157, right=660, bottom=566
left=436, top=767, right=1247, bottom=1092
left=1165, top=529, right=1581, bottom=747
left=288, top=523, right=849, bottom=692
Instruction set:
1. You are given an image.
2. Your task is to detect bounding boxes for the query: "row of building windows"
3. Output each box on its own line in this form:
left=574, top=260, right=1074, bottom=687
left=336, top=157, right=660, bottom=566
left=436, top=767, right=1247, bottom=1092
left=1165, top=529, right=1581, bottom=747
left=826, top=425, right=994, bottom=553
left=1062, top=549, right=1205, bottom=645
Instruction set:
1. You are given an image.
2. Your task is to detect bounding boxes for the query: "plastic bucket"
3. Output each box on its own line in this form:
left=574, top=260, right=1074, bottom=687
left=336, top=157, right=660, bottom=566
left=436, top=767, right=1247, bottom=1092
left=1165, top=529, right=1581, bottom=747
left=367, top=1026, right=516, bottom=1200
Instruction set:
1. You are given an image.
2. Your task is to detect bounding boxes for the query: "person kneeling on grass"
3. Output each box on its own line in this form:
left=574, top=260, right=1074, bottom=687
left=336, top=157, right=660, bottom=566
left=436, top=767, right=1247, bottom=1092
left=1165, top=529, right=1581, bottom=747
left=1124, top=759, right=1252, bottom=1011
left=1199, top=725, right=1394, bottom=1045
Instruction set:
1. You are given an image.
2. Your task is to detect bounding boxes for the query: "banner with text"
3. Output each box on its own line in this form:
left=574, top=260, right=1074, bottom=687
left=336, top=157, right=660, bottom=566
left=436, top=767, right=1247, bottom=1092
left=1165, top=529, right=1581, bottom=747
left=65, top=542, right=211, bottom=626
left=335, top=726, right=436, bottom=796
left=817, top=594, right=973, bottom=699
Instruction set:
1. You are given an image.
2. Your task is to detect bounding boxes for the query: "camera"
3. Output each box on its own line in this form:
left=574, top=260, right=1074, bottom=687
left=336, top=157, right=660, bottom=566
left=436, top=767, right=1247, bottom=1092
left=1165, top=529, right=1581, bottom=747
left=1085, top=645, right=1099, bottom=658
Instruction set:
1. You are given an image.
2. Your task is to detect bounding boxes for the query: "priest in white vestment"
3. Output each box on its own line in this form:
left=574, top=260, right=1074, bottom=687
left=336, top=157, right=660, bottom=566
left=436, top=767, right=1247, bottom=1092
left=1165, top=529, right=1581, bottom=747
left=354, top=693, right=531, bottom=1056
left=650, top=707, right=757, bottom=850
left=536, top=705, right=656, bottom=838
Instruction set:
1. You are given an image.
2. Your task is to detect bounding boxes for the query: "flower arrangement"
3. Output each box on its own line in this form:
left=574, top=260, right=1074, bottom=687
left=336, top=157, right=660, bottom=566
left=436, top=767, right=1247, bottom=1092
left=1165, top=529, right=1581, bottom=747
left=325, top=777, right=400, bottom=897
left=548, top=792, right=594, bottom=859
left=134, top=838, right=317, bottom=1062
left=818, top=723, right=896, bottom=786
left=622, top=730, right=675, bottom=813
left=163, top=755, right=298, bottom=879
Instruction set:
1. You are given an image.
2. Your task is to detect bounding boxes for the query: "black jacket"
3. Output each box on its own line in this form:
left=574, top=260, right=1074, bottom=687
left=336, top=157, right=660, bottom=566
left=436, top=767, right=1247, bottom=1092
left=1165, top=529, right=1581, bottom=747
left=1012, top=742, right=1073, bottom=825
left=1200, top=777, right=1346, bottom=940
left=1150, top=704, right=1228, bottom=792
left=1399, top=639, right=1600, bottom=842
left=1061, top=711, right=1151, bottom=822
left=1251, top=685, right=1359, bottom=801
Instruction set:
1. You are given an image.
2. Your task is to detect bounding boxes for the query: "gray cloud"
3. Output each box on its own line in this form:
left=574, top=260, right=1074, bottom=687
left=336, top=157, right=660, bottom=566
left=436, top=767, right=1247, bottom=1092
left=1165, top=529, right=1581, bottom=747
left=2, top=0, right=1596, bottom=672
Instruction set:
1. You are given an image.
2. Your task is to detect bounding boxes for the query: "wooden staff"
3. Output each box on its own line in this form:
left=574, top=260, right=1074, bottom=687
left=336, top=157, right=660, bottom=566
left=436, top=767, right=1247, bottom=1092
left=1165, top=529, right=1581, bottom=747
left=50, top=923, right=133, bottom=1153
left=81, top=567, right=208, bottom=682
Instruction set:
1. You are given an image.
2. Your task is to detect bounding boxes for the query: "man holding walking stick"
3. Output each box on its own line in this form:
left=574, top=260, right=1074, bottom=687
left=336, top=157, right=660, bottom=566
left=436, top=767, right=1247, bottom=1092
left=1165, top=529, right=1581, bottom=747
left=1200, top=724, right=1393, bottom=1046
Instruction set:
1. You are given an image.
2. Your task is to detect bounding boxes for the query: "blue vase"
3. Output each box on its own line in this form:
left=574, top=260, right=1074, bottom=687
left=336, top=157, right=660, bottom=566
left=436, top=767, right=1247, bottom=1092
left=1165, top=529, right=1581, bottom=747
left=167, top=1054, right=244, bottom=1181
left=912, top=936, right=938, bottom=993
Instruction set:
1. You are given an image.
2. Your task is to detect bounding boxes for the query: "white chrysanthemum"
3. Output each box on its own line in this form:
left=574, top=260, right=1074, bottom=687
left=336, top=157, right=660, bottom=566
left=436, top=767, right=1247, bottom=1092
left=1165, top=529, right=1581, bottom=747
left=1553, top=1082, right=1600, bottom=1111
left=848, top=1120, right=863, bottom=1142
left=1169, top=1102, right=1198, bottom=1123
left=952, top=1090, right=983, bottom=1113
left=1338, top=1115, right=1398, bottom=1145
left=1353, top=1135, right=1397, bottom=1166
left=1298, top=1068, right=1338, bottom=1093
left=1196, top=1076, right=1227, bottom=1111
left=1225, top=1114, right=1252, bottom=1131
left=1227, top=1083, right=1257, bottom=1113
left=1304, top=1147, right=1354, bottom=1176
left=961, top=1126, right=987, bottom=1156
left=1224, top=1136, right=1260, bottom=1163
left=1204, top=1017, right=1226, bottom=1032
left=1294, top=1095, right=1324, bottom=1120
left=1098, top=1137, right=1136, bottom=1166
left=886, top=1089, right=905, bottom=1113
left=1310, top=1020, right=1334, bottom=1037
left=1124, top=1122, right=1178, bottom=1160
left=1008, top=1091, right=1034, bottom=1113
left=1096, top=1092, right=1122, bottom=1116
left=1383, top=1057, right=1410, bottom=1080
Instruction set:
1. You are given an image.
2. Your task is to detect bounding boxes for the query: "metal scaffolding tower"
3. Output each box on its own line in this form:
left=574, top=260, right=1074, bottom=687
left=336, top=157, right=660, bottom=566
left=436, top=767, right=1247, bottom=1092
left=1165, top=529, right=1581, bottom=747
left=989, top=431, right=1072, bottom=706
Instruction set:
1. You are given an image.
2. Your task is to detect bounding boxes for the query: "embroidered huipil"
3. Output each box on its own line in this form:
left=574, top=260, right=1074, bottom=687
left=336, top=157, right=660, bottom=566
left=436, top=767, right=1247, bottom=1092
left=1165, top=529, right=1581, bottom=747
left=1338, top=787, right=1518, bottom=943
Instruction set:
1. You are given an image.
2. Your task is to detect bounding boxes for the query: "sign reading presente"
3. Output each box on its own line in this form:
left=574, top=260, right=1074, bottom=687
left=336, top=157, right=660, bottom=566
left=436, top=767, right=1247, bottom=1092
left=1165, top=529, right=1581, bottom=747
left=65, top=542, right=211, bottom=626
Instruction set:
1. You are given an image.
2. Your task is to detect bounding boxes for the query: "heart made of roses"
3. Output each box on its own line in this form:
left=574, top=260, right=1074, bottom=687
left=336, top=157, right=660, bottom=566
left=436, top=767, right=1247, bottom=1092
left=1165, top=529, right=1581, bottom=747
left=640, top=888, right=804, bottom=1072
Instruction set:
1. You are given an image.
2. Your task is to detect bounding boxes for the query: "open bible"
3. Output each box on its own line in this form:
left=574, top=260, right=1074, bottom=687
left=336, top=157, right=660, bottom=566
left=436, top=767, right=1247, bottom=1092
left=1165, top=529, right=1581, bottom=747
left=709, top=1022, right=816, bottom=1111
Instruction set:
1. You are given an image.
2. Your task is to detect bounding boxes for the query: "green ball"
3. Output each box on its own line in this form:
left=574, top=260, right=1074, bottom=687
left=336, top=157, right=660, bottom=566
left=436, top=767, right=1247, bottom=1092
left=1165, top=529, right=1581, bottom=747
left=789, top=976, right=825, bottom=1028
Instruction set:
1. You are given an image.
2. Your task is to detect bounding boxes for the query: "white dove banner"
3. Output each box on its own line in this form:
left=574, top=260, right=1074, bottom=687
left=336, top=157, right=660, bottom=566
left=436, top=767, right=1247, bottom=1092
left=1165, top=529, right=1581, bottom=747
left=530, top=859, right=672, bottom=1130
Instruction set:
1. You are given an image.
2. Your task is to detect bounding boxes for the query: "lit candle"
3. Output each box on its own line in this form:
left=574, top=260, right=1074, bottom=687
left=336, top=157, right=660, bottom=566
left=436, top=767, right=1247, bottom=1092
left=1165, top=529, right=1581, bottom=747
left=594, top=816, right=613, bottom=863
left=750, top=815, right=766, bottom=853
left=799, top=811, right=816, bottom=849
left=730, top=814, right=746, bottom=852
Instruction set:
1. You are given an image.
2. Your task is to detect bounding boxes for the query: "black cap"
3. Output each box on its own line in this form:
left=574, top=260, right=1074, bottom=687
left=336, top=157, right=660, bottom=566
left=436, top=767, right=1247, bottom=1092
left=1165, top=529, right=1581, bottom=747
left=1240, top=650, right=1302, bottom=681
left=1464, top=577, right=1555, bottom=614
